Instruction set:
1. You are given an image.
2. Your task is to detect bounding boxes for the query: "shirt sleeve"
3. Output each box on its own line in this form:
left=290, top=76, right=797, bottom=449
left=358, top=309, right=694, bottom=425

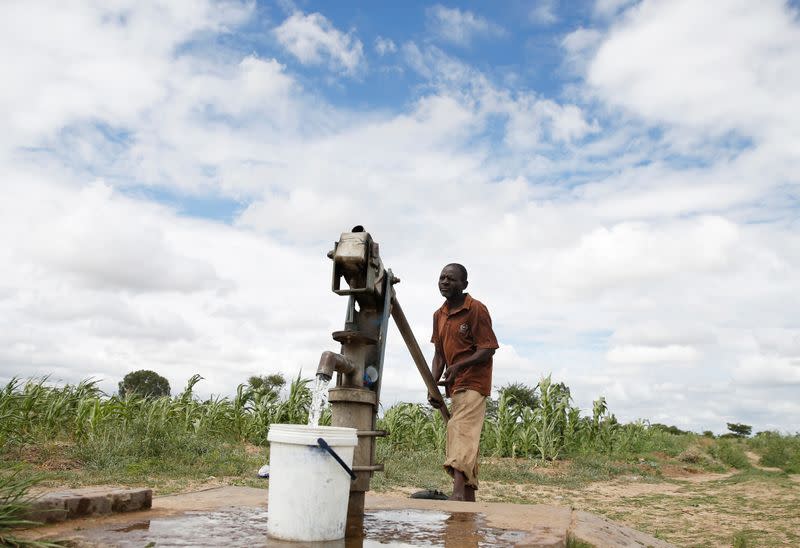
left=431, top=311, right=439, bottom=344
left=472, top=302, right=499, bottom=350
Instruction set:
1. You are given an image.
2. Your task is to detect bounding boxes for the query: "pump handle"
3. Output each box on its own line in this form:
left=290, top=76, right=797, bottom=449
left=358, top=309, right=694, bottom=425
left=390, top=294, right=450, bottom=423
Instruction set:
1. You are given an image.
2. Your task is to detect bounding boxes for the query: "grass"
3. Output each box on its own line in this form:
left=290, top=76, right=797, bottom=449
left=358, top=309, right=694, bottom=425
left=566, top=535, right=594, bottom=548
left=2, top=439, right=265, bottom=496
left=732, top=530, right=754, bottom=548
left=0, top=470, right=64, bottom=547
left=371, top=447, right=448, bottom=493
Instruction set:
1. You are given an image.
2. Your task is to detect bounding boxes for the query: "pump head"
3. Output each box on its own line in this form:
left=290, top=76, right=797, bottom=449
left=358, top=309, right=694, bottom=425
left=328, top=226, right=385, bottom=303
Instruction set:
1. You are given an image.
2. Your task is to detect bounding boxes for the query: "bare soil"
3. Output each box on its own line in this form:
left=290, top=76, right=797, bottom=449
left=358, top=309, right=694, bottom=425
left=473, top=462, right=799, bottom=547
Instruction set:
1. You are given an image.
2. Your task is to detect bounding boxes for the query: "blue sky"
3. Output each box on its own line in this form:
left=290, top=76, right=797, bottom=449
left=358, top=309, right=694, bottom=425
left=1, top=0, right=799, bottom=433
left=258, top=1, right=584, bottom=102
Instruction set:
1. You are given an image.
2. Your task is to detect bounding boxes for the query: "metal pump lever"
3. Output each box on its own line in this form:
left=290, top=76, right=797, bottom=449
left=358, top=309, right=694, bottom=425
left=389, top=293, right=450, bottom=424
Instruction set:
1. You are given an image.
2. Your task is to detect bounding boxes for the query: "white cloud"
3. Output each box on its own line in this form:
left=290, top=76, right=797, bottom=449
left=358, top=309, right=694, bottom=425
left=26, top=182, right=227, bottom=293
left=547, top=217, right=740, bottom=293
left=0, top=0, right=252, bottom=144
left=733, top=355, right=800, bottom=387
left=562, top=27, right=603, bottom=53
left=607, top=344, right=700, bottom=364
left=530, top=0, right=559, bottom=25
left=587, top=0, right=800, bottom=143
left=426, top=5, right=505, bottom=47
left=612, top=323, right=716, bottom=347
left=374, top=36, right=397, bottom=56
left=399, top=43, right=596, bottom=149
left=560, top=27, right=604, bottom=75
left=730, top=329, right=800, bottom=387
left=505, top=96, right=598, bottom=148
left=593, top=0, right=638, bottom=18
left=274, top=11, right=364, bottom=75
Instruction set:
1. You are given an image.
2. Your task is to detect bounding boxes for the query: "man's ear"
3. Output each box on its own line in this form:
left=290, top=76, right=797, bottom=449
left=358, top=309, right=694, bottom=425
left=463, top=280, right=469, bottom=290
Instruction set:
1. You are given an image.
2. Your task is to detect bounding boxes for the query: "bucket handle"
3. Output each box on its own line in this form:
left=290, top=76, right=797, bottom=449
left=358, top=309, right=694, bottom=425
left=317, top=437, right=357, bottom=480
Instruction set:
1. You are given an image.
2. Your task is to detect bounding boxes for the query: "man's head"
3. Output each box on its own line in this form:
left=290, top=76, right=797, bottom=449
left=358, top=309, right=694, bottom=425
left=439, top=263, right=468, bottom=299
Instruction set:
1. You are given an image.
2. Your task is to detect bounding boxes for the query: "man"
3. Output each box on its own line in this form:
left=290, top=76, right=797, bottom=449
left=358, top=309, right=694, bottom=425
left=429, top=263, right=498, bottom=501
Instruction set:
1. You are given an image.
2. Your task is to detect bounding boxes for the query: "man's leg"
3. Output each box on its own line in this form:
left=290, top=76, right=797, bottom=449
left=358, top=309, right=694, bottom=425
left=450, top=469, right=467, bottom=501
left=444, top=390, right=486, bottom=501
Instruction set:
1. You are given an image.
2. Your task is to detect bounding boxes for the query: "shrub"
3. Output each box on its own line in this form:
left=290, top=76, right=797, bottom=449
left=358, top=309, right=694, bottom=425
left=749, top=431, right=800, bottom=473
left=710, top=439, right=751, bottom=469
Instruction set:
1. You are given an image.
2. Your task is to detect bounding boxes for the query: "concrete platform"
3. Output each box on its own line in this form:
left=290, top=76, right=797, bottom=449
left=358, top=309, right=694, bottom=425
left=18, top=486, right=674, bottom=547
left=367, top=493, right=674, bottom=547
left=24, top=487, right=152, bottom=523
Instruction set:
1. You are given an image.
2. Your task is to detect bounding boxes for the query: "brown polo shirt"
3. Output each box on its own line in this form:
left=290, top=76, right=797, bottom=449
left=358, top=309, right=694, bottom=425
left=431, top=293, right=499, bottom=397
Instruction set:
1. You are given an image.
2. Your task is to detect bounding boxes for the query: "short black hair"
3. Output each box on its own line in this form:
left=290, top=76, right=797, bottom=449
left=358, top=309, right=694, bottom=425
left=444, top=263, right=468, bottom=282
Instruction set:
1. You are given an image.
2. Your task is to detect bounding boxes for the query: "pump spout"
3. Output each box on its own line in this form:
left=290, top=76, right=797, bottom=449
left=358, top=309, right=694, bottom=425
left=316, top=351, right=356, bottom=381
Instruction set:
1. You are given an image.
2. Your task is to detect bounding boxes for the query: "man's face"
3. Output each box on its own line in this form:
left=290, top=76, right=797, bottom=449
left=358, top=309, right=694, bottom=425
left=438, top=266, right=467, bottom=299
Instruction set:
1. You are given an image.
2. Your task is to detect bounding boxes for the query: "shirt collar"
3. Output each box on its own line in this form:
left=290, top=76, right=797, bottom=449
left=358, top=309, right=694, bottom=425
left=441, top=293, right=472, bottom=316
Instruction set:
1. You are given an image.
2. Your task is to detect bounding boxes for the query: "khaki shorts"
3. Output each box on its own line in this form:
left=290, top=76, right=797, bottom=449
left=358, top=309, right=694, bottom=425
left=444, top=389, right=486, bottom=488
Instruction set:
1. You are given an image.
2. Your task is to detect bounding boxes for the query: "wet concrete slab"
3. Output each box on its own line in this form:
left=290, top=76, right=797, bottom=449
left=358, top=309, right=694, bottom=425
left=367, top=495, right=570, bottom=547
left=18, top=486, right=674, bottom=547
left=24, top=487, right=152, bottom=523
left=42, top=506, right=529, bottom=547
left=366, top=494, right=673, bottom=547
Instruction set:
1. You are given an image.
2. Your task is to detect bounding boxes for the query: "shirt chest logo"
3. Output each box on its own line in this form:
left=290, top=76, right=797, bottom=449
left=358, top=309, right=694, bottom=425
left=458, top=322, right=470, bottom=335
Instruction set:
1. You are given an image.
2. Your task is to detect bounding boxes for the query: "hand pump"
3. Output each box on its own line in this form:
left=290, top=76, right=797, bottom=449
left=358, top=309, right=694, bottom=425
left=315, top=226, right=448, bottom=534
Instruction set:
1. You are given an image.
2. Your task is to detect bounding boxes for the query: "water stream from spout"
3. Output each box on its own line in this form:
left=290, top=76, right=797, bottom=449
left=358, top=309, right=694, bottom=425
left=308, top=375, right=331, bottom=427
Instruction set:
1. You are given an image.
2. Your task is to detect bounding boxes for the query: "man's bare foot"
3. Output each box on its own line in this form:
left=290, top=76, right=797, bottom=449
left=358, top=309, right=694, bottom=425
left=465, top=485, right=476, bottom=502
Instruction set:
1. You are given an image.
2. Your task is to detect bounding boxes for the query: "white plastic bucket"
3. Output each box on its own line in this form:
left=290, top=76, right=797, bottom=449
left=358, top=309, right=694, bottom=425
left=267, top=424, right=358, bottom=541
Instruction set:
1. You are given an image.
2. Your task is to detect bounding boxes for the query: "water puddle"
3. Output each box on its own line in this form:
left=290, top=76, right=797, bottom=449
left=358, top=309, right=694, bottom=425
left=357, top=509, right=527, bottom=546
left=76, top=507, right=527, bottom=547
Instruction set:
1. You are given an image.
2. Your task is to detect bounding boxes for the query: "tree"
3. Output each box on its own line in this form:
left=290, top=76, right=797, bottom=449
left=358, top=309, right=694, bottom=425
left=726, top=422, right=752, bottom=438
left=118, top=369, right=171, bottom=398
left=651, top=423, right=690, bottom=435
left=248, top=373, right=286, bottom=395
left=497, top=382, right=539, bottom=409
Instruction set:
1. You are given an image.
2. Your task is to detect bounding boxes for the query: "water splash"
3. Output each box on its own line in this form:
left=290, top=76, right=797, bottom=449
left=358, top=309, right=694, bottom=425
left=308, top=375, right=331, bottom=427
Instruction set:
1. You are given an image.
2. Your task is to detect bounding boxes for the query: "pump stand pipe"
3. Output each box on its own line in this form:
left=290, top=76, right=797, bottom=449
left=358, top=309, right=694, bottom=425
left=316, top=351, right=356, bottom=381
left=389, top=293, right=450, bottom=424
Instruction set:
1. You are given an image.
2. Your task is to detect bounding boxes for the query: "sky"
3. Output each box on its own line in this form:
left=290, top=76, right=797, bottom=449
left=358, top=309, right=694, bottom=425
left=1, top=0, right=799, bottom=434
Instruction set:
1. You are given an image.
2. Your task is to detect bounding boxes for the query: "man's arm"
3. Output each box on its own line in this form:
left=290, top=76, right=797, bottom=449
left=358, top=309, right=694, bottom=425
left=432, top=349, right=445, bottom=383
left=440, top=347, right=495, bottom=386
left=428, top=349, right=446, bottom=408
